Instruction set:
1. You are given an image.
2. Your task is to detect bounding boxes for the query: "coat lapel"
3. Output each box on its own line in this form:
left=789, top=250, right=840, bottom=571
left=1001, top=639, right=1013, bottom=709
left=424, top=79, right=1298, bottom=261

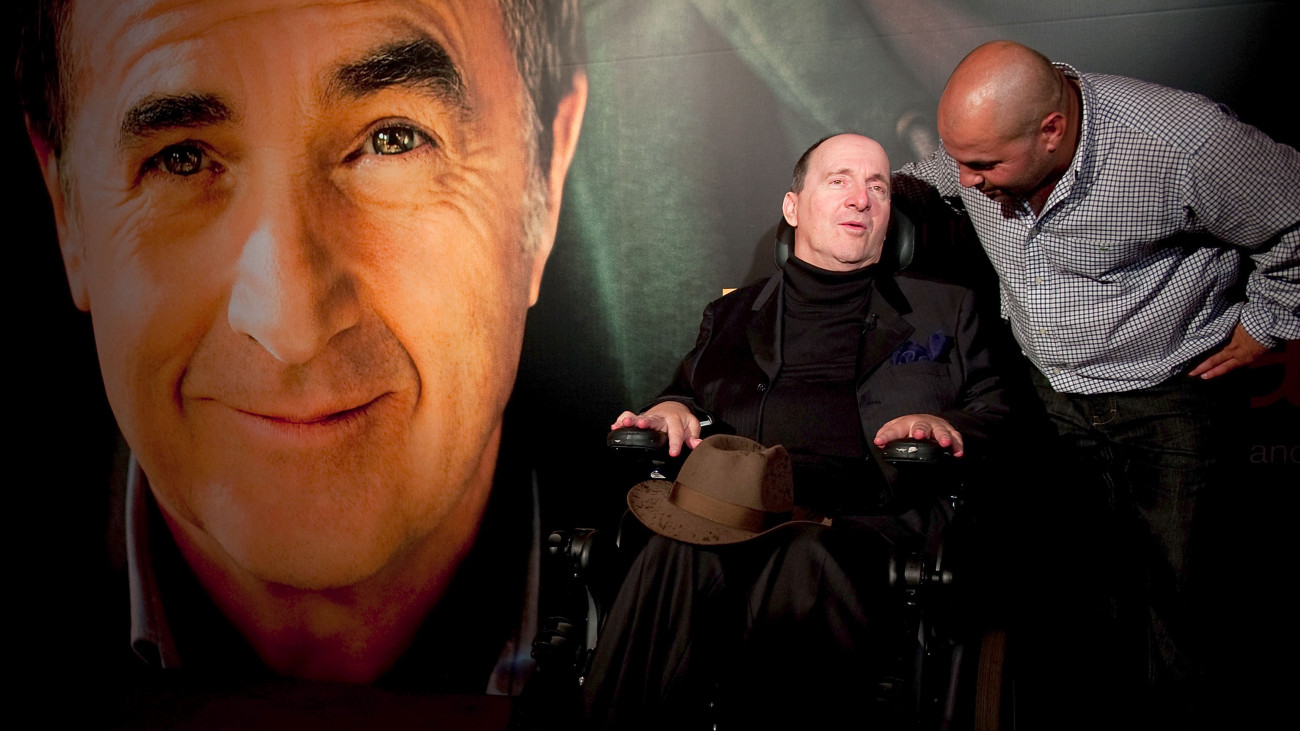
left=858, top=272, right=914, bottom=384
left=747, top=272, right=782, bottom=382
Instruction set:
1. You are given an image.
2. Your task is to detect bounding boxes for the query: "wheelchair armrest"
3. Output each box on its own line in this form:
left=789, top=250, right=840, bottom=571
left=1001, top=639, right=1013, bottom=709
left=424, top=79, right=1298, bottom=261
left=881, top=438, right=954, bottom=465
left=606, top=419, right=729, bottom=482
left=607, top=427, right=668, bottom=451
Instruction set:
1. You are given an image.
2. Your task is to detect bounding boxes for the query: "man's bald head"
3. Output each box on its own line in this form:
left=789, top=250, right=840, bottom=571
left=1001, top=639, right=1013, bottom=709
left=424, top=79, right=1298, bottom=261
left=939, top=41, right=1063, bottom=142
left=935, top=41, right=1080, bottom=207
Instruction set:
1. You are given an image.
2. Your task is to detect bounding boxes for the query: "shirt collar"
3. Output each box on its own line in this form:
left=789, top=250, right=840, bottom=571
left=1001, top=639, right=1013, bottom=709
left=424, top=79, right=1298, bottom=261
left=125, top=454, right=540, bottom=692
left=126, top=455, right=181, bottom=669
left=1043, top=62, right=1092, bottom=211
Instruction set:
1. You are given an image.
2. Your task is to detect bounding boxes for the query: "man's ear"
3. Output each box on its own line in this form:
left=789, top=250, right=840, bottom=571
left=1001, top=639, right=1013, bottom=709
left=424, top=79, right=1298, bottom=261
left=782, top=191, right=799, bottom=227
left=528, top=71, right=588, bottom=307
left=1039, top=111, right=1067, bottom=154
left=27, top=121, right=89, bottom=311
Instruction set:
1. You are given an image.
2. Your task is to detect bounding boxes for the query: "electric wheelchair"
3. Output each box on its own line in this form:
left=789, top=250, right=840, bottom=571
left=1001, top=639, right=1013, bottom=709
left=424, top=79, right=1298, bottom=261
left=514, top=212, right=1015, bottom=730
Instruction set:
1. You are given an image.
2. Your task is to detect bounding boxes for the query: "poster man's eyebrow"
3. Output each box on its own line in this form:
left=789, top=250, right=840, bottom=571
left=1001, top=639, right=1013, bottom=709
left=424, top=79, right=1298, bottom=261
left=119, top=93, right=234, bottom=149
left=330, top=37, right=469, bottom=111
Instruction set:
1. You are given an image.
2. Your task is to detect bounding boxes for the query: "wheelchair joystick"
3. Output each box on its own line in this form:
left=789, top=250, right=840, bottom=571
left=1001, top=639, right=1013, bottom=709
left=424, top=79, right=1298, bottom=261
left=607, top=427, right=674, bottom=480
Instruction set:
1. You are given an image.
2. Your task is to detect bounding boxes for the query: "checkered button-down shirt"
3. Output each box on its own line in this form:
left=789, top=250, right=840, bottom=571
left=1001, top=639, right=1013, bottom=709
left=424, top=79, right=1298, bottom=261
left=896, top=64, right=1300, bottom=394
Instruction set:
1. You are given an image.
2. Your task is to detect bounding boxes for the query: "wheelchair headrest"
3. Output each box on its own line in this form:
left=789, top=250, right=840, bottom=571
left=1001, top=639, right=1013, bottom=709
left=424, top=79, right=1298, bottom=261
left=774, top=207, right=916, bottom=272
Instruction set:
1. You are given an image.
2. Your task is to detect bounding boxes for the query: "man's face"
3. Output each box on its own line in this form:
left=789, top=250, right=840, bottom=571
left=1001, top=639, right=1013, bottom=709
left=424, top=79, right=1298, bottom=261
left=782, top=134, right=891, bottom=272
left=939, top=117, right=1054, bottom=204
left=39, top=0, right=581, bottom=589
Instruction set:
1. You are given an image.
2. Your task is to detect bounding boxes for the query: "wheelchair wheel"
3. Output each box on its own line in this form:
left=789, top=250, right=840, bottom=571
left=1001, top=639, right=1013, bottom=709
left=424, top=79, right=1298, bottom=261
left=974, top=629, right=1012, bottom=731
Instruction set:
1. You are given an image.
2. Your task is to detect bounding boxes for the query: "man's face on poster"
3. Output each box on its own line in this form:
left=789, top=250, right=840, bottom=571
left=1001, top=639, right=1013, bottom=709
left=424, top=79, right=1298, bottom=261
left=35, top=0, right=583, bottom=590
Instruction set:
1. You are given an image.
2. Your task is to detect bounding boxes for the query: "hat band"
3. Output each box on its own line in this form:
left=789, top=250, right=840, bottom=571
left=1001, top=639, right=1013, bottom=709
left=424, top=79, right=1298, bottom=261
left=669, top=482, right=790, bottom=533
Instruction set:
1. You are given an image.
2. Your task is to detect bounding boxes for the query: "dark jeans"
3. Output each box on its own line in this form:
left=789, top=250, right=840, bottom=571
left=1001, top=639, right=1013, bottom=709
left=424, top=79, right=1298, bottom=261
left=1029, top=370, right=1240, bottom=707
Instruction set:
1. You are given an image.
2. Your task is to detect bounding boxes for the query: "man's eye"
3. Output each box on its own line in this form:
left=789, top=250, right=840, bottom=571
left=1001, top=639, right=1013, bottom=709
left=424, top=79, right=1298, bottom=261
left=146, top=143, right=212, bottom=176
left=362, top=125, right=430, bottom=156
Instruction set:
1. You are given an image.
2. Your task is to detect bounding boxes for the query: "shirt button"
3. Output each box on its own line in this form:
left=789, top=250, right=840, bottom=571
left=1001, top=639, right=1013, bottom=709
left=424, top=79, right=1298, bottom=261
left=1034, top=276, right=1043, bottom=284
left=1050, top=367, right=1061, bottom=375
left=756, top=383, right=767, bottom=392
left=1038, top=328, right=1047, bottom=335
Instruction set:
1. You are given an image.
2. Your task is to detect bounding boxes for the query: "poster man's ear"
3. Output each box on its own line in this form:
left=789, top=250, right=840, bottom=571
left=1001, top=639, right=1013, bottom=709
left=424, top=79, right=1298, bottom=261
left=28, top=123, right=89, bottom=311
left=529, top=71, right=588, bottom=306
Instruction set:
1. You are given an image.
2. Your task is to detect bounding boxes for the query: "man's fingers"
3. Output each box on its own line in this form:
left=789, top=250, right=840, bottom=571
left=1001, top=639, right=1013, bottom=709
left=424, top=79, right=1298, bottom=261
left=611, top=410, right=640, bottom=430
left=925, top=424, right=949, bottom=445
left=1190, top=323, right=1268, bottom=379
left=613, top=402, right=701, bottom=456
left=874, top=414, right=964, bottom=456
left=664, top=417, right=686, bottom=457
left=873, top=423, right=906, bottom=445
left=1187, top=352, right=1225, bottom=378
left=684, top=418, right=703, bottom=452
left=1200, top=361, right=1237, bottom=380
left=945, top=429, right=965, bottom=457
left=611, top=411, right=671, bottom=434
left=1189, top=351, right=1241, bottom=379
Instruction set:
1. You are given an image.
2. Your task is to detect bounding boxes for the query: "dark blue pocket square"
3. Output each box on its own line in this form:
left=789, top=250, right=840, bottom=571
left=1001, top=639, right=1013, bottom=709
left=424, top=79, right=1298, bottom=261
left=890, top=330, right=954, bottom=365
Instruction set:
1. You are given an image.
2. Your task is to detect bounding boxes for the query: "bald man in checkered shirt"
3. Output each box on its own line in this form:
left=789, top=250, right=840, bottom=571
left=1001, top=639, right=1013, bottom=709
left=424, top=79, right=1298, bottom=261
left=895, top=40, right=1298, bottom=719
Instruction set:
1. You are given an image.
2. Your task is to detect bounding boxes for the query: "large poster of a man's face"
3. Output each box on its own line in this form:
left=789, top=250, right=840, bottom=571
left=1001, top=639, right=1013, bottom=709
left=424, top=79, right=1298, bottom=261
left=18, top=0, right=585, bottom=694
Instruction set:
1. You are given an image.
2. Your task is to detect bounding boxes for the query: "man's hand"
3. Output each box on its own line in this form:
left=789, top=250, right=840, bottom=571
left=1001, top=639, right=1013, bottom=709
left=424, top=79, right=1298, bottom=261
left=611, top=401, right=702, bottom=457
left=873, top=414, right=964, bottom=457
left=1189, top=323, right=1269, bottom=379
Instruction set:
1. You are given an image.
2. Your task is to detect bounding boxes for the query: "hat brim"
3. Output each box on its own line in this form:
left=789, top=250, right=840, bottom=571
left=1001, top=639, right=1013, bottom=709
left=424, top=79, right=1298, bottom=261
left=627, top=480, right=820, bottom=546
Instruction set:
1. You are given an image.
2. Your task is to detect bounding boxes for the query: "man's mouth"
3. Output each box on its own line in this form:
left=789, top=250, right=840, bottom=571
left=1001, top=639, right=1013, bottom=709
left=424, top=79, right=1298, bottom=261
left=236, top=394, right=388, bottom=426
left=194, top=391, right=398, bottom=446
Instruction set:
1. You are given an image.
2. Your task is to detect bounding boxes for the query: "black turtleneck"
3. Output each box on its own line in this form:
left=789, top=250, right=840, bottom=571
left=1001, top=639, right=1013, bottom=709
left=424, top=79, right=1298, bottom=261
left=760, top=254, right=876, bottom=463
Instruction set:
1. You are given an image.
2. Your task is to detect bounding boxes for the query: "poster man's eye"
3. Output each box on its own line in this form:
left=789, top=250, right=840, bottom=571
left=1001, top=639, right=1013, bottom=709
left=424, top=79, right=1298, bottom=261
left=147, top=144, right=212, bottom=176
left=363, top=125, right=430, bottom=156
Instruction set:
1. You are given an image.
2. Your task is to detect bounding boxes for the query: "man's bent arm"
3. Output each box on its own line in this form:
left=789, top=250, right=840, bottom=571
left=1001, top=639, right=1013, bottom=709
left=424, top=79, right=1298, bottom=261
left=1185, top=113, right=1300, bottom=376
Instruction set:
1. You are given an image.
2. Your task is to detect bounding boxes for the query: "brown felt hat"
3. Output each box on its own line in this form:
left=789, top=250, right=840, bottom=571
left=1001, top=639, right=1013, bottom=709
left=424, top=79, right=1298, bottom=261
left=627, top=434, right=817, bottom=545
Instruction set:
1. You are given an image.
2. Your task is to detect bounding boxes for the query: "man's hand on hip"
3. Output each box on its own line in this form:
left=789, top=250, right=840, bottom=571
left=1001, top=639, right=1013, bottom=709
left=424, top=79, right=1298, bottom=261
left=1189, top=322, right=1268, bottom=379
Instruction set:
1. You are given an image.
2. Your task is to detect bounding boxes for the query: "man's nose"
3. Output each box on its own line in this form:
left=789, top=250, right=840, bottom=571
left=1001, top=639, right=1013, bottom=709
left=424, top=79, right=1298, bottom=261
left=958, top=168, right=984, bottom=189
left=846, top=185, right=871, bottom=210
left=227, top=196, right=360, bottom=365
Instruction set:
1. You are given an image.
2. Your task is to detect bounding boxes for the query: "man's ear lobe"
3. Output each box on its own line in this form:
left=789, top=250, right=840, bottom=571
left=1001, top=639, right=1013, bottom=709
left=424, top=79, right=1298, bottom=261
left=782, top=191, right=799, bottom=227
left=28, top=122, right=90, bottom=311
